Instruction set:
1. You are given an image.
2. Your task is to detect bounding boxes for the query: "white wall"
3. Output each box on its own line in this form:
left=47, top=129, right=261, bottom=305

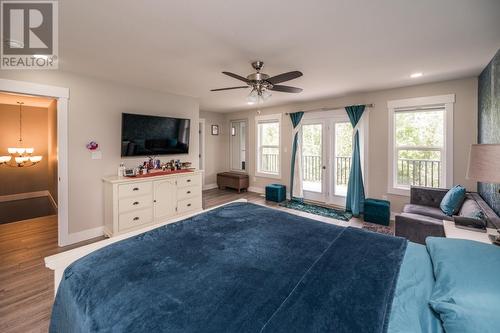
left=0, top=71, right=199, bottom=234
left=208, top=77, right=478, bottom=213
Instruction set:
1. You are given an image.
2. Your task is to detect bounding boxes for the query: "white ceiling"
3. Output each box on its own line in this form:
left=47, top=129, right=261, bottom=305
left=58, top=0, right=500, bottom=112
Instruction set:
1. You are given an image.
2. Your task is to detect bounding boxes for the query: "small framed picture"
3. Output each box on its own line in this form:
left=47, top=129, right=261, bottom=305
left=211, top=125, right=219, bottom=135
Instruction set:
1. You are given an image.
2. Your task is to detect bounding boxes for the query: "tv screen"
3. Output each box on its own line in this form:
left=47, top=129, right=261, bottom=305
left=121, top=113, right=190, bottom=157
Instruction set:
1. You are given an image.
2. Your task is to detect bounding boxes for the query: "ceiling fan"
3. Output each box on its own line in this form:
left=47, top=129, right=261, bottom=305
left=211, top=61, right=303, bottom=105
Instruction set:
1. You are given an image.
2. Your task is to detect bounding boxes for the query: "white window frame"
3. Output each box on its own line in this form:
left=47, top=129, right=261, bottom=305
left=255, top=113, right=282, bottom=179
left=387, top=94, right=454, bottom=196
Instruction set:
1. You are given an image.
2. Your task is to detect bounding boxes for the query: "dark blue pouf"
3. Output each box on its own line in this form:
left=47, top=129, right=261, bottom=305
left=364, top=198, right=391, bottom=226
left=266, top=184, right=286, bottom=202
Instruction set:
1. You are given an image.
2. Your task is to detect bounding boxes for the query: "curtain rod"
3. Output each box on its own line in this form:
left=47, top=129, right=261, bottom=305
left=285, top=103, right=374, bottom=115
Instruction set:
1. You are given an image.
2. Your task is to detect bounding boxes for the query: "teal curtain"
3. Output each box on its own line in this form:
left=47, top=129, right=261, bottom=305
left=345, top=105, right=366, bottom=216
left=289, top=112, right=304, bottom=201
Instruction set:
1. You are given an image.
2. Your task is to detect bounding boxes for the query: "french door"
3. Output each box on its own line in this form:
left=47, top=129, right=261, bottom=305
left=301, top=115, right=353, bottom=206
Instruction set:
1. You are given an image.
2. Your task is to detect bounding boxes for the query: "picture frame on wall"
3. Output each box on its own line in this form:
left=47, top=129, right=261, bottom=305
left=211, top=125, right=219, bottom=135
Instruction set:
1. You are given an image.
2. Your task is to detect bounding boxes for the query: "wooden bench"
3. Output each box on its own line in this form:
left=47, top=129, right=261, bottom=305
left=217, top=172, right=249, bottom=193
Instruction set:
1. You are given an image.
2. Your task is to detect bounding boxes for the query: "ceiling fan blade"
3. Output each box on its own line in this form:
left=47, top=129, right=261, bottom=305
left=222, top=71, right=249, bottom=83
left=210, top=86, right=248, bottom=91
left=267, top=71, right=303, bottom=84
left=269, top=85, right=303, bottom=93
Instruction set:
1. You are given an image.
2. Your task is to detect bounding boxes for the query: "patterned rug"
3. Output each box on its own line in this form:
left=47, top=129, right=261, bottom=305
left=279, top=200, right=352, bottom=221
left=362, top=222, right=394, bottom=236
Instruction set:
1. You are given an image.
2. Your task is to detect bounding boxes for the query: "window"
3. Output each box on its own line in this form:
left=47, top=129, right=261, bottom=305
left=256, top=114, right=281, bottom=178
left=388, top=95, right=454, bottom=195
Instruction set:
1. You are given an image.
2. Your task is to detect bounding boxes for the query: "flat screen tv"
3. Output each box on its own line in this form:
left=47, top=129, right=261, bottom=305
left=121, top=113, right=190, bottom=157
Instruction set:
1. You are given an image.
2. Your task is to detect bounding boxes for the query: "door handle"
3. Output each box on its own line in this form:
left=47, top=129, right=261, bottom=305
left=187, top=179, right=192, bottom=183
left=187, top=203, right=192, bottom=207
left=133, top=187, right=139, bottom=191
left=187, top=191, right=191, bottom=194
left=133, top=217, right=139, bottom=221
left=322, top=166, right=326, bottom=170
left=133, top=201, right=139, bottom=205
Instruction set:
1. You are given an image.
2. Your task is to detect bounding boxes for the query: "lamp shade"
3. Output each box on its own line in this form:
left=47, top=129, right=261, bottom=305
left=466, top=144, right=500, bottom=184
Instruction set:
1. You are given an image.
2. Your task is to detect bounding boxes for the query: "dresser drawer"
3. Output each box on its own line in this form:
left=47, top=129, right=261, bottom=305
left=177, top=196, right=202, bottom=214
left=118, top=182, right=152, bottom=198
left=119, top=208, right=153, bottom=231
left=177, top=185, right=201, bottom=201
left=119, top=194, right=153, bottom=213
left=177, top=174, right=201, bottom=188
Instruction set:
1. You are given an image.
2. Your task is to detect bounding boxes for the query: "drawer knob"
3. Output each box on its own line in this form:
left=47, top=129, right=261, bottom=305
left=187, top=191, right=191, bottom=194
left=187, top=179, right=191, bottom=182
left=133, top=187, right=139, bottom=191
left=133, top=201, right=139, bottom=205
left=133, top=217, right=139, bottom=221
left=187, top=203, right=192, bottom=207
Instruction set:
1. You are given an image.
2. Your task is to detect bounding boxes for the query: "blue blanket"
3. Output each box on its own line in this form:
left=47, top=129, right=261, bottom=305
left=50, top=203, right=407, bottom=333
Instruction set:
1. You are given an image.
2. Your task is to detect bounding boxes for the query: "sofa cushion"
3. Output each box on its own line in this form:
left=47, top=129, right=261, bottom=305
left=439, top=185, right=466, bottom=216
left=403, top=204, right=452, bottom=221
left=458, top=196, right=483, bottom=219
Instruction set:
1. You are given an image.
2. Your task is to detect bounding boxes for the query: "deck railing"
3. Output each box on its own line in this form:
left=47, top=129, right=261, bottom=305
left=397, top=159, right=441, bottom=188
left=264, top=153, right=441, bottom=189
left=261, top=153, right=279, bottom=174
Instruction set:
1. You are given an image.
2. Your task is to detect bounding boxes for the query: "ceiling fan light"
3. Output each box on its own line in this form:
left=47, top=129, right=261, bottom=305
left=261, top=90, right=272, bottom=101
left=247, top=89, right=259, bottom=104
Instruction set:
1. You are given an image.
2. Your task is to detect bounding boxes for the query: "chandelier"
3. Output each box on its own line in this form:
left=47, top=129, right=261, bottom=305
left=0, top=102, right=43, bottom=167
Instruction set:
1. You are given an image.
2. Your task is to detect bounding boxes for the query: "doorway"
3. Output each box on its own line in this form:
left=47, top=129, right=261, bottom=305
left=301, top=112, right=353, bottom=206
left=0, top=93, right=58, bottom=224
left=229, top=119, right=248, bottom=172
left=0, top=78, right=69, bottom=246
left=199, top=119, right=206, bottom=185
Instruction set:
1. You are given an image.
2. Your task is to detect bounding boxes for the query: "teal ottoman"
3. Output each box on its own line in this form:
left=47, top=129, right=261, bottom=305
left=364, top=198, right=391, bottom=226
left=265, top=184, right=286, bottom=203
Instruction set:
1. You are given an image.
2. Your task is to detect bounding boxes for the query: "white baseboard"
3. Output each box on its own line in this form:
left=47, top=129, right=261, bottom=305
left=66, top=226, right=105, bottom=245
left=0, top=190, right=49, bottom=202
left=203, top=183, right=218, bottom=190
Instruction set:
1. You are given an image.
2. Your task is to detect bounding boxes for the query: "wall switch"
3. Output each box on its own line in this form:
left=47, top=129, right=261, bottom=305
left=91, top=151, right=102, bottom=160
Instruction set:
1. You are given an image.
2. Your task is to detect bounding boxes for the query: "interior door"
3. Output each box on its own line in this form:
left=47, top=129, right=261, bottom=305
left=301, top=120, right=327, bottom=202
left=154, top=179, right=177, bottom=220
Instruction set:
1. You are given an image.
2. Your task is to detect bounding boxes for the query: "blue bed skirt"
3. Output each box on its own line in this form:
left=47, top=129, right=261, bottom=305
left=50, top=202, right=407, bottom=333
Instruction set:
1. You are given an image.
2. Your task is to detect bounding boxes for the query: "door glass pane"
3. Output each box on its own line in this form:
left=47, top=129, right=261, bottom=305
left=334, top=122, right=353, bottom=196
left=302, top=124, right=322, bottom=193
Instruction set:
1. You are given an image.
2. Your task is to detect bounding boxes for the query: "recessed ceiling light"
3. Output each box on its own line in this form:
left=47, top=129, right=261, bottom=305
left=410, top=72, right=423, bottom=78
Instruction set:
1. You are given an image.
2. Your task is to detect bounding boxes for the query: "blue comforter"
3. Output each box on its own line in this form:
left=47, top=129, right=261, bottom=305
left=50, top=202, right=408, bottom=333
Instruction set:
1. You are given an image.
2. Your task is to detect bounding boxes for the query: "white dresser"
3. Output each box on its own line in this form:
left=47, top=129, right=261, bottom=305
left=103, top=171, right=203, bottom=237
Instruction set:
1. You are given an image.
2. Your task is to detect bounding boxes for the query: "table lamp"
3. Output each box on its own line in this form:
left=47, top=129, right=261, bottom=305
left=466, top=144, right=500, bottom=243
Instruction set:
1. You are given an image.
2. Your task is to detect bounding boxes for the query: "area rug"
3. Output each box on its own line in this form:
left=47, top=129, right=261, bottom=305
left=279, top=200, right=352, bottom=221
left=362, top=222, right=394, bottom=236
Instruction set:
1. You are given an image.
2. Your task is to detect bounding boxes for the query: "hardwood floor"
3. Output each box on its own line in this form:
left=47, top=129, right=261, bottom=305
left=0, top=189, right=366, bottom=333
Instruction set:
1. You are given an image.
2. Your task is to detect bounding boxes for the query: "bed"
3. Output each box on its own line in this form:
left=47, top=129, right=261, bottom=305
left=45, top=200, right=500, bottom=333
